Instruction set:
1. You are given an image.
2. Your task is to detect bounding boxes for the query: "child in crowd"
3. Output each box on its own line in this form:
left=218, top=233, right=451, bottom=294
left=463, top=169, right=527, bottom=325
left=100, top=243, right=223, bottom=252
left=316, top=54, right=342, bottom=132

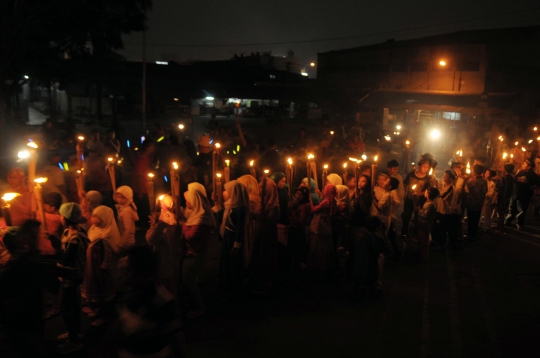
left=483, top=169, right=496, bottom=232
left=433, top=170, right=456, bottom=251
left=308, top=184, right=337, bottom=274
left=288, top=186, right=312, bottom=270
left=114, top=186, right=139, bottom=252
left=465, top=165, right=488, bottom=240
left=83, top=206, right=118, bottom=327
left=79, top=190, right=103, bottom=232
left=412, top=187, right=439, bottom=263
left=147, top=195, right=181, bottom=299
left=56, top=203, right=89, bottom=354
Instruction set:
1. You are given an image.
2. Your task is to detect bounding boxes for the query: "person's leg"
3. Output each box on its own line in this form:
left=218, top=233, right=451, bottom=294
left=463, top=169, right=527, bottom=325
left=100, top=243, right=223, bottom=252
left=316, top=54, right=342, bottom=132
left=516, top=198, right=531, bottom=227
left=467, top=210, right=481, bottom=238
left=401, top=204, right=413, bottom=236
left=483, top=203, right=492, bottom=230
left=505, top=198, right=517, bottom=224
left=59, top=286, right=81, bottom=343
left=182, top=256, right=205, bottom=313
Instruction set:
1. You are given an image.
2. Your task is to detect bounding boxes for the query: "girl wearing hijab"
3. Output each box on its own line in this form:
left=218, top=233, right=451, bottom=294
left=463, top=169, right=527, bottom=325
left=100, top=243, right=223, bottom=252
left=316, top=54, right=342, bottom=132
left=219, top=180, right=249, bottom=298
left=181, top=186, right=217, bottom=318
left=79, top=190, right=103, bottom=232
left=307, top=184, right=337, bottom=273
left=288, top=186, right=311, bottom=271
left=250, top=176, right=280, bottom=293
left=334, top=185, right=350, bottom=253
left=146, top=194, right=181, bottom=298
left=326, top=173, right=343, bottom=186
left=301, top=177, right=320, bottom=205
left=83, top=206, right=119, bottom=326
left=188, top=182, right=208, bottom=197
left=236, top=174, right=261, bottom=268
left=114, top=186, right=139, bottom=252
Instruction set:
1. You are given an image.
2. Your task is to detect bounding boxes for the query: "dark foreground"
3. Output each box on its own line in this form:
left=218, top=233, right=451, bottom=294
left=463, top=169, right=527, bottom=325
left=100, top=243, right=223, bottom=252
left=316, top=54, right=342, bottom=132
left=2, top=224, right=540, bottom=358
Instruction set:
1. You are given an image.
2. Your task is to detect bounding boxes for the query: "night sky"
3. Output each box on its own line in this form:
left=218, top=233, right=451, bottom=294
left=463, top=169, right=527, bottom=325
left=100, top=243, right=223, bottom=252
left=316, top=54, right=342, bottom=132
left=119, top=0, right=540, bottom=65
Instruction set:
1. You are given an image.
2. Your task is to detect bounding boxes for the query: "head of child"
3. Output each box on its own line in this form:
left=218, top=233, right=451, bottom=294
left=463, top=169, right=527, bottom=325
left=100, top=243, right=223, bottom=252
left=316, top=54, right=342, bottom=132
left=160, top=195, right=174, bottom=212
left=323, top=184, right=336, bottom=201
left=387, top=160, right=399, bottom=176
left=388, top=177, right=399, bottom=192
left=376, top=173, right=390, bottom=188
left=114, top=186, right=133, bottom=207
left=358, top=175, right=370, bottom=192
left=443, top=170, right=456, bottom=184
left=59, top=203, right=87, bottom=228
left=484, top=169, right=495, bottom=180
left=424, top=187, right=440, bottom=202
left=295, top=186, right=310, bottom=204
left=473, top=164, right=484, bottom=176
left=504, top=163, right=514, bottom=175
left=44, top=192, right=62, bottom=214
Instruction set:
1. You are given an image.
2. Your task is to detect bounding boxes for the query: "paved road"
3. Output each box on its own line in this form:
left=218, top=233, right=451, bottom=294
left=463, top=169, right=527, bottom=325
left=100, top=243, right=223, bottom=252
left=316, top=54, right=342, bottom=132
left=2, top=224, right=537, bottom=357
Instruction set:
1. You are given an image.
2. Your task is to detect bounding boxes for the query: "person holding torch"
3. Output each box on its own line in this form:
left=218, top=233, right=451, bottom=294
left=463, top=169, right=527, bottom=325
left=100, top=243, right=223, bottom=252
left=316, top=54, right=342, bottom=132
left=401, top=159, right=432, bottom=237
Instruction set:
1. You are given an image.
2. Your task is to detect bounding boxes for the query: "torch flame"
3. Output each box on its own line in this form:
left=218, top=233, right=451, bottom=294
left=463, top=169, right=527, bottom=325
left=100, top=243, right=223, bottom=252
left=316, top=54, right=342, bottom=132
left=343, top=163, right=347, bottom=169
left=324, top=164, right=328, bottom=169
left=172, top=162, right=179, bottom=170
left=77, top=135, right=85, bottom=141
left=264, top=169, right=270, bottom=174
left=27, top=141, right=38, bottom=149
left=515, top=141, right=519, bottom=146
left=406, top=140, right=410, bottom=145
left=249, top=160, right=254, bottom=167
left=308, top=154, right=314, bottom=160
left=522, top=147, right=527, bottom=152
left=429, top=168, right=433, bottom=175
left=225, top=160, right=230, bottom=166
left=466, top=162, right=470, bottom=168
left=348, top=157, right=358, bottom=162
left=330, top=131, right=334, bottom=135
left=148, top=173, right=154, bottom=178
left=503, top=153, right=508, bottom=159
left=2, top=193, right=20, bottom=202
left=412, top=184, right=417, bottom=190
left=374, top=155, right=378, bottom=162
left=158, top=195, right=165, bottom=201
left=287, top=158, right=293, bottom=165
left=178, top=124, right=185, bottom=130
left=216, top=173, right=222, bottom=178
left=215, top=142, right=221, bottom=149
left=34, top=177, right=48, bottom=184
left=107, top=157, right=113, bottom=162
left=18, top=150, right=30, bottom=159
left=362, top=154, right=367, bottom=161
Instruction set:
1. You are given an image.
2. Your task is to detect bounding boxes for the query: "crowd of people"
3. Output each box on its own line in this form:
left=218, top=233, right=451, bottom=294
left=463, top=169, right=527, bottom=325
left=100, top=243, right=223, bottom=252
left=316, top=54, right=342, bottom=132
left=1, top=116, right=540, bottom=357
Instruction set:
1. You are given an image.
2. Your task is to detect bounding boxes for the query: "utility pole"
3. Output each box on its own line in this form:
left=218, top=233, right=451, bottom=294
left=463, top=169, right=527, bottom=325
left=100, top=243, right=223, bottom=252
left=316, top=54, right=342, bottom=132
left=142, top=0, right=147, bottom=131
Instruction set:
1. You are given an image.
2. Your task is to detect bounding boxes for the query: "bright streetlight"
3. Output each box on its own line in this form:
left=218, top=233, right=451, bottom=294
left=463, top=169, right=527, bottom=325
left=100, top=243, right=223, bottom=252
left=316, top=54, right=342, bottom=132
left=310, top=62, right=315, bottom=67
left=430, top=129, right=441, bottom=139
left=439, top=60, right=447, bottom=66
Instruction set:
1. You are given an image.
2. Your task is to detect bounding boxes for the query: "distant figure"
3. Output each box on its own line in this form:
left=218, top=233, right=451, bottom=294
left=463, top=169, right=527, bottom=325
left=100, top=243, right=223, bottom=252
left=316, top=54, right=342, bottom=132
left=259, top=139, right=279, bottom=172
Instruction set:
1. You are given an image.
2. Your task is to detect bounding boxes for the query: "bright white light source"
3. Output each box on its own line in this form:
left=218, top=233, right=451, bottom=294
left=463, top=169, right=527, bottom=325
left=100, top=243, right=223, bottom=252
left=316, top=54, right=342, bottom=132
left=1, top=193, right=20, bottom=202
left=178, top=124, right=184, bottom=130
left=430, top=129, right=441, bottom=139
left=24, top=75, right=29, bottom=79
left=206, top=96, right=214, bottom=101
left=310, top=62, right=315, bottom=67
left=439, top=60, right=447, bottom=66
left=384, top=135, right=391, bottom=141
left=155, top=61, right=168, bottom=65
left=396, top=125, right=402, bottom=130
left=301, top=72, right=308, bottom=77
left=18, top=150, right=30, bottom=159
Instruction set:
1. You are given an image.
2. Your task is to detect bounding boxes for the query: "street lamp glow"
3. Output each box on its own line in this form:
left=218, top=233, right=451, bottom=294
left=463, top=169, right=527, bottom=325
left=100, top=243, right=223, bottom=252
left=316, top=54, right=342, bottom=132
left=206, top=96, right=214, bottom=101
left=310, top=62, right=315, bottom=67
left=439, top=60, right=447, bottom=66
left=18, top=150, right=30, bottom=159
left=396, top=125, right=402, bottom=130
left=430, top=129, right=441, bottom=139
left=178, top=124, right=185, bottom=130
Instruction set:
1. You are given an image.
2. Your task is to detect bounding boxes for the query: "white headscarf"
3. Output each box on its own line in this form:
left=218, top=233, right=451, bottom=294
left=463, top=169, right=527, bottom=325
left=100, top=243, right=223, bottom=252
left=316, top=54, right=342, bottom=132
left=158, top=194, right=177, bottom=226
left=220, top=180, right=249, bottom=237
left=184, top=188, right=216, bottom=228
left=335, top=185, right=350, bottom=208
left=187, top=182, right=207, bottom=197
left=327, top=173, right=343, bottom=186
left=88, top=205, right=121, bottom=252
left=116, top=185, right=138, bottom=212
left=237, top=174, right=261, bottom=216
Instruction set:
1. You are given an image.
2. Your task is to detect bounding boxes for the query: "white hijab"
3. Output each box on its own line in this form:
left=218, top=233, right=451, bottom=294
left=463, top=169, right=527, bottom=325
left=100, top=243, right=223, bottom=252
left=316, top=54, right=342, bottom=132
left=88, top=205, right=121, bottom=252
left=158, top=194, right=177, bottom=226
left=184, top=188, right=216, bottom=228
